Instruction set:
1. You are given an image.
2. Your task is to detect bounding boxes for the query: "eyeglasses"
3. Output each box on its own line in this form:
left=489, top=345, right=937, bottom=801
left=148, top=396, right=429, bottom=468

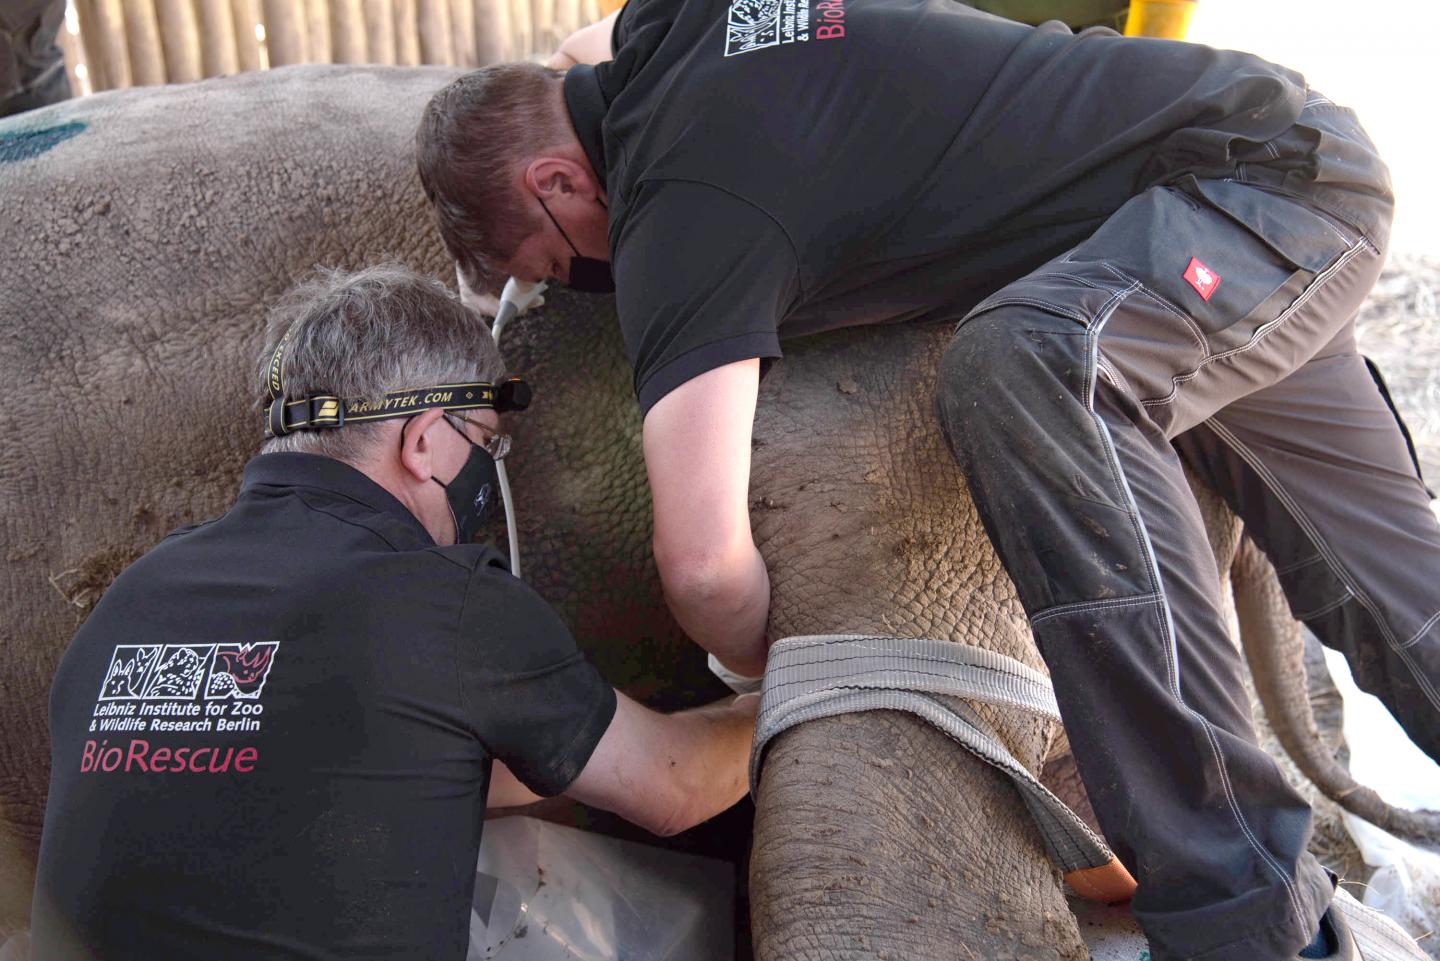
left=445, top=412, right=511, bottom=461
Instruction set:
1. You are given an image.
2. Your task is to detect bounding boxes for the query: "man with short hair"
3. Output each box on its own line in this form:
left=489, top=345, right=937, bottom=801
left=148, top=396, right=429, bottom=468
left=31, top=264, right=757, bottom=961
left=415, top=3, right=1440, bottom=960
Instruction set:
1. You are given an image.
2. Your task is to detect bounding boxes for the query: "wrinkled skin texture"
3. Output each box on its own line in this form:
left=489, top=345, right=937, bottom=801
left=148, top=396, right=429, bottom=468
left=745, top=325, right=1250, bottom=961
left=0, top=66, right=471, bottom=932
left=0, top=64, right=712, bottom=937
left=0, top=66, right=1403, bottom=957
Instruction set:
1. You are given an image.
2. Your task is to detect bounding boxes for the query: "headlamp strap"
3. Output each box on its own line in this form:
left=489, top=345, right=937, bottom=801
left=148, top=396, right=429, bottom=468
left=265, top=325, right=295, bottom=404
left=264, top=377, right=532, bottom=439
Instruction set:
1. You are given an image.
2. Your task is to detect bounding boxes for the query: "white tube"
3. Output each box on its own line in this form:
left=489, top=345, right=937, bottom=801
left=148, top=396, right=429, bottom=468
left=490, top=277, right=547, bottom=579
left=493, top=276, right=546, bottom=343
left=495, top=462, right=521, bottom=578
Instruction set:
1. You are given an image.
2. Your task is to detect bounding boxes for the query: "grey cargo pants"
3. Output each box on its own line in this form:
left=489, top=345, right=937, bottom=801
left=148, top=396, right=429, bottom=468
left=935, top=99, right=1438, bottom=961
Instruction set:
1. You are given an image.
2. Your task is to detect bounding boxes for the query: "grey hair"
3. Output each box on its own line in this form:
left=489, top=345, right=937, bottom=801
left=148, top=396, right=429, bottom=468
left=256, top=264, right=507, bottom=463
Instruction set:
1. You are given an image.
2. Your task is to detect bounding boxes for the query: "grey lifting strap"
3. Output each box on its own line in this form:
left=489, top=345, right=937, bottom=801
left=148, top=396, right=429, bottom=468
left=749, top=634, right=1118, bottom=876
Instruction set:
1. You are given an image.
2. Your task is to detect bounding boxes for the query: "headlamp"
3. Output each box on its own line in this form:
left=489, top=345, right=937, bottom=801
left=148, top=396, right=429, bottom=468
left=262, top=324, right=531, bottom=439
left=264, top=376, right=531, bottom=439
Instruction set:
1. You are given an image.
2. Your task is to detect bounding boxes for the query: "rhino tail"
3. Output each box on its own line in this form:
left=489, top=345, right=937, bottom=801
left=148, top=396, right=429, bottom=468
left=1231, top=535, right=1440, bottom=848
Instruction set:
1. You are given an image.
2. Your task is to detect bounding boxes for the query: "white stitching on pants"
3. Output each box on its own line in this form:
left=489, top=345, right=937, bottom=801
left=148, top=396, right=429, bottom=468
left=1397, top=645, right=1440, bottom=706
left=1098, top=262, right=1208, bottom=357
left=1030, top=591, right=1165, bottom=625
left=1132, top=283, right=1209, bottom=355
left=1028, top=269, right=1113, bottom=292
left=1274, top=553, right=1325, bottom=576
left=1208, top=420, right=1395, bottom=648
left=1206, top=420, right=1440, bottom=713
left=970, top=295, right=1090, bottom=324
left=1137, top=238, right=1372, bottom=410
left=1292, top=590, right=1355, bottom=621
left=1097, top=357, right=1134, bottom=401
left=1215, top=237, right=1373, bottom=355
left=1085, top=289, right=1308, bottom=923
left=1405, top=608, right=1440, bottom=649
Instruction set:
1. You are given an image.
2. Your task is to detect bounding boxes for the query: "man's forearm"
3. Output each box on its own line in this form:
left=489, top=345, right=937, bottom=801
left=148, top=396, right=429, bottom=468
left=642, top=358, right=770, bottom=674
left=545, top=9, right=619, bottom=69
left=563, top=691, right=757, bottom=837
left=652, top=696, right=757, bottom=836
left=661, top=544, right=771, bottom=677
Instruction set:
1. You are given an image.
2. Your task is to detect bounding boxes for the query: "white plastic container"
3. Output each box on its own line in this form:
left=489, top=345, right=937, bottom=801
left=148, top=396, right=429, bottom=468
left=468, top=817, right=735, bottom=961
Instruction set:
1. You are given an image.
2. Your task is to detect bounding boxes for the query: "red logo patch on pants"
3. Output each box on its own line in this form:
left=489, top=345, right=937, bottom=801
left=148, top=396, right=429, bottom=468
left=1183, top=257, right=1220, bottom=301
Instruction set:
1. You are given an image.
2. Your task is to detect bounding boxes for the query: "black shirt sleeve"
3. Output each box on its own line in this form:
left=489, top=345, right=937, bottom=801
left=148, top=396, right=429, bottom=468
left=614, top=179, right=800, bottom=415
left=609, top=0, right=631, bottom=51
left=455, top=565, right=617, bottom=797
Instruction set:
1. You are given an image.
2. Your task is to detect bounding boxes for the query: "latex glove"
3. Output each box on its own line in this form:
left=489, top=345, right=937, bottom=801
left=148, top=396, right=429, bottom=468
left=456, top=264, right=545, bottom=317
left=707, top=652, right=764, bottom=696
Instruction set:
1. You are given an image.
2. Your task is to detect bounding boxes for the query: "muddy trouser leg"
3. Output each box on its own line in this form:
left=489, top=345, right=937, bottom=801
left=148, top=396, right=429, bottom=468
left=1172, top=327, right=1440, bottom=761
left=935, top=176, right=1395, bottom=960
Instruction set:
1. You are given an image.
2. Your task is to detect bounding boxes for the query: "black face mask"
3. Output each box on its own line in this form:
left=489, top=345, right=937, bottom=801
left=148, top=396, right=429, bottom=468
left=433, top=420, right=500, bottom=544
left=538, top=196, right=615, bottom=294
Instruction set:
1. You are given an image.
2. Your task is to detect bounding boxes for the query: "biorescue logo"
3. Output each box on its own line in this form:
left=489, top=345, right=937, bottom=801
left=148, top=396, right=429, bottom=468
left=80, top=739, right=258, bottom=775
left=724, top=0, right=844, bottom=57
left=81, top=642, right=279, bottom=773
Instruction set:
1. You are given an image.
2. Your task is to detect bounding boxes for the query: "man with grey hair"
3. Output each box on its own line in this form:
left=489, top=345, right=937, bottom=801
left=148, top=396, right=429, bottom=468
left=31, top=264, right=758, bottom=961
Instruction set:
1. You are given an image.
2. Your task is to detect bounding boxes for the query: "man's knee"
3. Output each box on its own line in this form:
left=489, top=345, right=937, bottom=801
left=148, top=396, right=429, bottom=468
left=938, top=313, right=1021, bottom=410
left=936, top=308, right=1089, bottom=443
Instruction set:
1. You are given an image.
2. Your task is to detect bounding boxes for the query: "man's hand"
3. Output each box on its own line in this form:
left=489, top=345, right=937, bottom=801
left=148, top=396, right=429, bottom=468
left=545, top=10, right=621, bottom=69
left=643, top=359, right=771, bottom=677
left=562, top=691, right=758, bottom=836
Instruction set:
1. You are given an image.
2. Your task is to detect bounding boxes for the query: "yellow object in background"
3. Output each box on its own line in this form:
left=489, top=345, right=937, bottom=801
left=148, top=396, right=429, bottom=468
left=599, top=0, right=626, bottom=15
left=1123, top=0, right=1198, bottom=38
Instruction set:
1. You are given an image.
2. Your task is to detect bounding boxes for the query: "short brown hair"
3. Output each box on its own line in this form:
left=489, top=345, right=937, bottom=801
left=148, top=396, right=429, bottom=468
left=416, top=64, right=568, bottom=294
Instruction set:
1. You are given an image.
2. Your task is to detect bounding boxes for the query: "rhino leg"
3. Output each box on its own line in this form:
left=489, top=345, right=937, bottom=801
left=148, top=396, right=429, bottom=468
left=752, top=712, right=1086, bottom=961
left=746, top=323, right=1090, bottom=960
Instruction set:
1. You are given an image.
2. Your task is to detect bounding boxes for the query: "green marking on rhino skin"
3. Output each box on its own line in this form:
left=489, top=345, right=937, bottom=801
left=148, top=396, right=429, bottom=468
left=0, top=120, right=85, bottom=164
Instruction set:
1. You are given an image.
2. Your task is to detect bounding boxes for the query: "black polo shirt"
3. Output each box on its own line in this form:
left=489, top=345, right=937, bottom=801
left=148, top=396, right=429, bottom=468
left=565, top=0, right=1310, bottom=414
left=32, top=452, right=616, bottom=961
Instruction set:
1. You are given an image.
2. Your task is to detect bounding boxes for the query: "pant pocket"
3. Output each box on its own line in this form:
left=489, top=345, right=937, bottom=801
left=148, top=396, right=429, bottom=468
left=1189, top=177, right=1356, bottom=271
left=1182, top=177, right=1360, bottom=353
left=1090, top=179, right=1355, bottom=362
left=961, top=267, right=1123, bottom=332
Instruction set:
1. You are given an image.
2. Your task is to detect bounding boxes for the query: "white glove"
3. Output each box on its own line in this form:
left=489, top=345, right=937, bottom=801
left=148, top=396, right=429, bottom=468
left=707, top=653, right=764, bottom=696
left=455, top=264, right=545, bottom=317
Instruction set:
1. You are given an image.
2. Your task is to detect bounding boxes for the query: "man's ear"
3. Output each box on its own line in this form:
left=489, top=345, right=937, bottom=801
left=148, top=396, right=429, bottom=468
left=524, top=156, right=593, bottom=200
left=397, top=409, right=450, bottom=483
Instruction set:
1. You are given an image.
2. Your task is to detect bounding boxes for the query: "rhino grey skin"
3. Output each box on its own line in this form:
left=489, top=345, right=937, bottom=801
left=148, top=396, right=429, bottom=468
left=0, top=65, right=1426, bottom=955
left=743, top=323, right=1245, bottom=960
